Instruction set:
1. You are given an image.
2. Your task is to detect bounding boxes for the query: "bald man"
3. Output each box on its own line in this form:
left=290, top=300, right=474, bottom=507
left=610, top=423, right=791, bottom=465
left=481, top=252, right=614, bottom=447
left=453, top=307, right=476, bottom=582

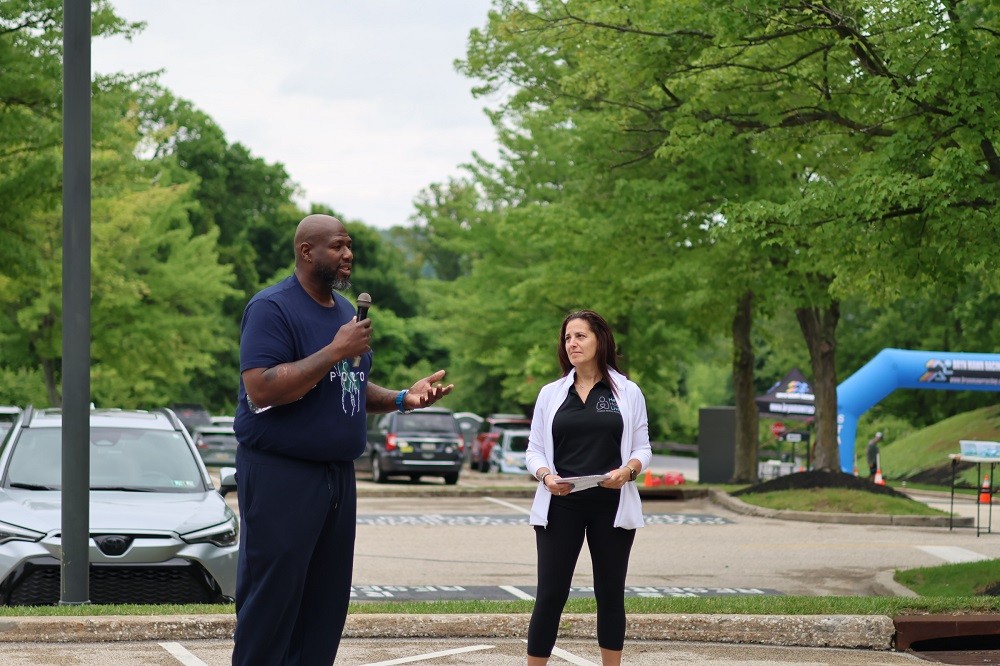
left=232, top=215, right=453, bottom=665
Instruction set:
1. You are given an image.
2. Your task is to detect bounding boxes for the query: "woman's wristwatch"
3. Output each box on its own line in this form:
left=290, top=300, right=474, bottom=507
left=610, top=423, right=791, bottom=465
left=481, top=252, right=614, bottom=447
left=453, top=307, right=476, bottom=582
left=626, top=466, right=638, bottom=482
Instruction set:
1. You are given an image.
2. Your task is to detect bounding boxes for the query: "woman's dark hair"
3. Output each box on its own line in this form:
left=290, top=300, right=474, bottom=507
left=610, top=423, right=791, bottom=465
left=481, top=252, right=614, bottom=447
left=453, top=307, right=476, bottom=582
left=557, top=310, right=622, bottom=394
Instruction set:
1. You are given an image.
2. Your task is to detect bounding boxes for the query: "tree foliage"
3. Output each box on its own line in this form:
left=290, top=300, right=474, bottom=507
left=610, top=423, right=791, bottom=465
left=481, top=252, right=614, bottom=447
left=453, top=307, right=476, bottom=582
left=434, top=0, right=999, bottom=468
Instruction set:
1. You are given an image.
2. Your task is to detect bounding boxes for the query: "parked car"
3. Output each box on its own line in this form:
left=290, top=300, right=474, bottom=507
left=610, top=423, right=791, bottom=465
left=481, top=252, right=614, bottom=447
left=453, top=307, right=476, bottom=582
left=170, top=403, right=211, bottom=433
left=470, top=413, right=530, bottom=472
left=452, top=411, right=484, bottom=461
left=355, top=407, right=463, bottom=484
left=488, top=428, right=531, bottom=475
left=0, top=406, right=238, bottom=605
left=0, top=406, right=21, bottom=441
left=191, top=424, right=239, bottom=467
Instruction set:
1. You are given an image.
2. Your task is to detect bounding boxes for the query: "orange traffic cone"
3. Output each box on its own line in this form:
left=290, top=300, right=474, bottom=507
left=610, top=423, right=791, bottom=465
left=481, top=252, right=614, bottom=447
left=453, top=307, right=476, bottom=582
left=979, top=477, right=992, bottom=505
left=643, top=470, right=653, bottom=487
left=873, top=454, right=885, bottom=486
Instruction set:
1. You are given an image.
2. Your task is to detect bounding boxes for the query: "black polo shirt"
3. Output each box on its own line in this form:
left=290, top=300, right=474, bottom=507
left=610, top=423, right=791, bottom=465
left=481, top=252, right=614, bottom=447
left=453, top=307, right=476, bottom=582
left=552, top=379, right=624, bottom=478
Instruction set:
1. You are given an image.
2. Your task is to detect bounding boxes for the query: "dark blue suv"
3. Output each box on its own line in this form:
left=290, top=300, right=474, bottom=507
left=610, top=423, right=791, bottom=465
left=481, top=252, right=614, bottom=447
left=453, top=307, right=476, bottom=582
left=355, top=407, right=464, bottom=484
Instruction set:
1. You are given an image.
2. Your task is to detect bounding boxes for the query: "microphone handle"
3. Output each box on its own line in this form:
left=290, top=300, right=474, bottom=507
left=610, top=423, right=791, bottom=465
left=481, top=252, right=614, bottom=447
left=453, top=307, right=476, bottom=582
left=353, top=306, right=369, bottom=367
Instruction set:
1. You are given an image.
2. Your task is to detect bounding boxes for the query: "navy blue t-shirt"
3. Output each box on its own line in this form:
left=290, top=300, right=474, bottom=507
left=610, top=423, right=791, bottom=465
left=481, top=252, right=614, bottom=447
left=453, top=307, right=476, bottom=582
left=233, top=275, right=371, bottom=462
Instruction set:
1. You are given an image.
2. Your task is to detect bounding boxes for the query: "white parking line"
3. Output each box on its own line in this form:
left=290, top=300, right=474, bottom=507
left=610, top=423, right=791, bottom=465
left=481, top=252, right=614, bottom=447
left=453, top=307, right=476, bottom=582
left=520, top=640, right=600, bottom=666
left=159, top=642, right=209, bottom=666
left=361, top=644, right=494, bottom=665
left=501, top=584, right=535, bottom=600
left=917, top=545, right=989, bottom=563
left=484, top=496, right=530, bottom=514
left=551, top=646, right=600, bottom=665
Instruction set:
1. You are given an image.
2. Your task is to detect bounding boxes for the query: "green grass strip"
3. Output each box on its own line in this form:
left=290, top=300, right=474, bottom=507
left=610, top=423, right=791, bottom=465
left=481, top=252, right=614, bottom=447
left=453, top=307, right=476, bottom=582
left=1, top=595, right=997, bottom=617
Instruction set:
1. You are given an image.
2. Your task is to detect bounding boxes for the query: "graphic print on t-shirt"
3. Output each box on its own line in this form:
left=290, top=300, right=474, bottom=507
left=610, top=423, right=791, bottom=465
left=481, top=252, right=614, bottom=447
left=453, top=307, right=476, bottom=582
left=334, top=359, right=364, bottom=416
left=595, top=396, right=620, bottom=414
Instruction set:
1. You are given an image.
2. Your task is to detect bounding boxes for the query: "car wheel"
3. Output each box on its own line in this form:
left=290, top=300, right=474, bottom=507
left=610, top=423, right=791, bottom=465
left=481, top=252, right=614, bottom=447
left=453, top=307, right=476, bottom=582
left=409, top=474, right=421, bottom=483
left=443, top=473, right=459, bottom=485
left=371, top=455, right=386, bottom=484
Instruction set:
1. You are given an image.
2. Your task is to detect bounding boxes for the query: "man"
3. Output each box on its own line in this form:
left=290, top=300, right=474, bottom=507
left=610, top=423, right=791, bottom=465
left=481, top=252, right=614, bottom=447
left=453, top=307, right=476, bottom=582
left=231, top=214, right=452, bottom=665
left=866, top=432, right=883, bottom=477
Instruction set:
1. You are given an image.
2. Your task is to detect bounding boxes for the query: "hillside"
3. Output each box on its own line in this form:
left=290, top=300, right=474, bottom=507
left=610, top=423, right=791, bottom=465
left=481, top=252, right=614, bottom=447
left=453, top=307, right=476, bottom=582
left=875, top=404, right=1000, bottom=486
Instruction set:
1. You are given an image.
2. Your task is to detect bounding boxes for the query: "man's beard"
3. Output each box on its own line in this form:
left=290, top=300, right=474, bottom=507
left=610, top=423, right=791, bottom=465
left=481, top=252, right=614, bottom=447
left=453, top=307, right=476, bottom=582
left=317, top=264, right=351, bottom=292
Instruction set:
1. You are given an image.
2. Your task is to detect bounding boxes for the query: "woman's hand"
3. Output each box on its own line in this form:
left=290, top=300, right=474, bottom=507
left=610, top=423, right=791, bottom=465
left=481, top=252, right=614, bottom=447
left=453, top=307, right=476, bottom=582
left=544, top=475, right=574, bottom=496
left=599, top=466, right=633, bottom=490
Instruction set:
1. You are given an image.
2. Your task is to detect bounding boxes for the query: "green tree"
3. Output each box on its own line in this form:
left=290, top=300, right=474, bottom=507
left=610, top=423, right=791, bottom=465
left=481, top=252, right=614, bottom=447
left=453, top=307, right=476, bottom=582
left=0, top=1, right=238, bottom=408
left=455, top=0, right=999, bottom=473
left=0, top=0, right=140, bottom=267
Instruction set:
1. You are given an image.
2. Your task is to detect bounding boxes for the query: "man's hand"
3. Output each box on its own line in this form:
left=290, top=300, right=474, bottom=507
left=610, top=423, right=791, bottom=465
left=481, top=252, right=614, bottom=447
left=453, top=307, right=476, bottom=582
left=332, top=316, right=371, bottom=361
left=404, top=369, right=454, bottom=410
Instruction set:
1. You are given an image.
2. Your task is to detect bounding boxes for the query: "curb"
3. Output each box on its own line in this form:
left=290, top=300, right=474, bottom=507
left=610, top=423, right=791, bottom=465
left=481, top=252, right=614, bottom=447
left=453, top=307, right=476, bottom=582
left=707, top=489, right=975, bottom=528
left=0, top=613, right=897, bottom=650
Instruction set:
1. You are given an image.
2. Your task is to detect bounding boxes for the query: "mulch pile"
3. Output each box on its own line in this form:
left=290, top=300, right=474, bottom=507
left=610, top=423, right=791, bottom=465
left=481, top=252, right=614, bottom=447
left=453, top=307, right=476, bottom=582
left=732, top=469, right=911, bottom=500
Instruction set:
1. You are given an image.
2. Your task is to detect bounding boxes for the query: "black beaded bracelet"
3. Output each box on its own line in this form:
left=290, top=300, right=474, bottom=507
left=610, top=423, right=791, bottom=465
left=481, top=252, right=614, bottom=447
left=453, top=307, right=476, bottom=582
left=538, top=472, right=551, bottom=484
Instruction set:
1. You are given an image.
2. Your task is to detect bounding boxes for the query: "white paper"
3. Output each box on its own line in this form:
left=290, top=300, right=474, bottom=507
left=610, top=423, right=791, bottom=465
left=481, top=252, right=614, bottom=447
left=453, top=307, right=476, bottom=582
left=554, top=473, right=612, bottom=493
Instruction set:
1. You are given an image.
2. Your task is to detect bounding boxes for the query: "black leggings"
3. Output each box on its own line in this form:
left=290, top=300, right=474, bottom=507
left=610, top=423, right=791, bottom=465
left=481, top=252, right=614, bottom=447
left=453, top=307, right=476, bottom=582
left=527, top=495, right=636, bottom=657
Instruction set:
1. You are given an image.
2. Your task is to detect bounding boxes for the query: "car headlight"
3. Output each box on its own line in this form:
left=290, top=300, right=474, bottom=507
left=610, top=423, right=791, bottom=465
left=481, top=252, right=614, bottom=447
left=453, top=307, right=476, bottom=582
left=0, top=520, right=44, bottom=545
left=182, top=518, right=239, bottom=548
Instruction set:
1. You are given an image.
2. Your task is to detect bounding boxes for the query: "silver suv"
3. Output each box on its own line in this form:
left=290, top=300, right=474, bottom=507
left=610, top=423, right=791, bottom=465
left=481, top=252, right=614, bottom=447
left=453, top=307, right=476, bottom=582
left=0, top=406, right=238, bottom=605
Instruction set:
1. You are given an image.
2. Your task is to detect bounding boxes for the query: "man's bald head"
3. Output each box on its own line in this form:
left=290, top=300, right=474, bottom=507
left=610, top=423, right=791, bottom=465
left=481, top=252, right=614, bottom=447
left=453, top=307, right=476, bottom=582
left=294, top=214, right=346, bottom=261
left=293, top=214, right=354, bottom=294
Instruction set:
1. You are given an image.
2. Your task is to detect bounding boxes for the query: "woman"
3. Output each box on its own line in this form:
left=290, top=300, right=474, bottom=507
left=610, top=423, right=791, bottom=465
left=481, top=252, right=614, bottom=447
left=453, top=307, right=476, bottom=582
left=524, top=310, right=652, bottom=666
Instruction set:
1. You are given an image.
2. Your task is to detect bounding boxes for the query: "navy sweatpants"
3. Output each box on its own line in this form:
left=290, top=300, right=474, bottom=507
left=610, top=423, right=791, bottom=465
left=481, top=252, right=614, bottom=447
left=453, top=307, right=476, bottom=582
left=232, top=447, right=357, bottom=666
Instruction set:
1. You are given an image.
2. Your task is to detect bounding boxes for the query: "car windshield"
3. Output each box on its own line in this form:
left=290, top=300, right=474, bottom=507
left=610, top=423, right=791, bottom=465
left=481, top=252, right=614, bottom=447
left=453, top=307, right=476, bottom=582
left=197, top=433, right=237, bottom=446
left=395, top=413, right=458, bottom=434
left=492, top=421, right=529, bottom=432
left=505, top=434, right=529, bottom=453
left=6, top=427, right=205, bottom=492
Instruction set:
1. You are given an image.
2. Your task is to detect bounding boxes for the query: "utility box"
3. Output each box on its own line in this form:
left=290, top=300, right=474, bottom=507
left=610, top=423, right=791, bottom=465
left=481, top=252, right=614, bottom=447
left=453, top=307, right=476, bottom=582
left=698, top=406, right=736, bottom=483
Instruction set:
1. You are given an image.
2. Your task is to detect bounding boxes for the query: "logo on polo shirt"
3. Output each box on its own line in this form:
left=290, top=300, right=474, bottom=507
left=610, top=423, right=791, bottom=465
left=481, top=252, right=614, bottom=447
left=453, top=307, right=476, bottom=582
left=595, top=396, right=620, bottom=414
left=332, top=360, right=364, bottom=416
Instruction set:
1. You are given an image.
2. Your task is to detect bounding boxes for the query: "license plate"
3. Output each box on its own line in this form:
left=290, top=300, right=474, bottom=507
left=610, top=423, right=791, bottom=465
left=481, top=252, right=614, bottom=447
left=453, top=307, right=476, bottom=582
left=421, top=443, right=437, bottom=451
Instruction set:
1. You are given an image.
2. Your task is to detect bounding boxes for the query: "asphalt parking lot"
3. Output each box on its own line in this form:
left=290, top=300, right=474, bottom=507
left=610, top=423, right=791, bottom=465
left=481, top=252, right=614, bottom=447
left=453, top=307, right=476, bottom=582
left=2, top=463, right=997, bottom=664
left=349, top=476, right=999, bottom=598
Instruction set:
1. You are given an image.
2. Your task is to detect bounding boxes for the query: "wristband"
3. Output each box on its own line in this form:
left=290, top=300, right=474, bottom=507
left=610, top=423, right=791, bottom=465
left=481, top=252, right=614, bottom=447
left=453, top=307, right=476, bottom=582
left=627, top=466, right=638, bottom=482
left=538, top=472, right=551, bottom=485
left=395, top=389, right=412, bottom=414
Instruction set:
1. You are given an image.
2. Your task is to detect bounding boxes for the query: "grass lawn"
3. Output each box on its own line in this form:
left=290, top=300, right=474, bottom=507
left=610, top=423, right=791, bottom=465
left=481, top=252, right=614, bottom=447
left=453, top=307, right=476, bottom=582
left=1, top=595, right=998, bottom=617
left=735, top=487, right=946, bottom=515
left=895, top=560, right=1000, bottom=597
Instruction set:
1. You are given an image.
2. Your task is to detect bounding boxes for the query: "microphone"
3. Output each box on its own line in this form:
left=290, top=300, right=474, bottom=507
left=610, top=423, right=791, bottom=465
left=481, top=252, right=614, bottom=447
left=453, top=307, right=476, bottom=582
left=353, top=292, right=371, bottom=367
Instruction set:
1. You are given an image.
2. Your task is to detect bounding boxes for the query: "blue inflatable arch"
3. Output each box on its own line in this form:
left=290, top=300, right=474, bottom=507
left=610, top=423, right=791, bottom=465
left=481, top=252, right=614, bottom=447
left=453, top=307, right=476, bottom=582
left=837, top=349, right=1000, bottom=473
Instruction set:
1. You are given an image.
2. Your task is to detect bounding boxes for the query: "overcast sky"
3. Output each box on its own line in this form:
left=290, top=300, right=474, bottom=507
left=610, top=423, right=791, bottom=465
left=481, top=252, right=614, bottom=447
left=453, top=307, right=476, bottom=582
left=91, top=1, right=500, bottom=229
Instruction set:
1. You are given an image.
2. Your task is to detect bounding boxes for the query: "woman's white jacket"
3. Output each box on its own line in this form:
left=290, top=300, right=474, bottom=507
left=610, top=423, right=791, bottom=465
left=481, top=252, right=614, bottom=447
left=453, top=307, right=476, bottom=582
left=525, top=368, right=652, bottom=529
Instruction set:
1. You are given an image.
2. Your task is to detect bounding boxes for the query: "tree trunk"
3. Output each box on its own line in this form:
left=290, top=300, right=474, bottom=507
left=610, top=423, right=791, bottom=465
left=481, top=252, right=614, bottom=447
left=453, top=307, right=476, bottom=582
left=42, top=357, right=60, bottom=407
left=730, top=290, right=759, bottom=483
left=795, top=302, right=840, bottom=472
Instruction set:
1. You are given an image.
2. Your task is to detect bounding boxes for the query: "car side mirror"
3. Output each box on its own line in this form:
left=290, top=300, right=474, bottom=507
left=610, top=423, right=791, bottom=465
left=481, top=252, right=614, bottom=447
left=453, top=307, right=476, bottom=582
left=218, top=466, right=237, bottom=497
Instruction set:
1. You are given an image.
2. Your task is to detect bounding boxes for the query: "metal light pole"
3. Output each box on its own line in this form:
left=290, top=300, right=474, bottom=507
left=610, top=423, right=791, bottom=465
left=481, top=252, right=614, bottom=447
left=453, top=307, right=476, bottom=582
left=61, top=0, right=91, bottom=605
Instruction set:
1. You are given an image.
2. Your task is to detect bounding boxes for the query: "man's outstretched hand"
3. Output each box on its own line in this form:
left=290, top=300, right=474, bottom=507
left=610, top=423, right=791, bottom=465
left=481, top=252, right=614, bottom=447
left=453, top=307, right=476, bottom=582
left=405, top=370, right=454, bottom=410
